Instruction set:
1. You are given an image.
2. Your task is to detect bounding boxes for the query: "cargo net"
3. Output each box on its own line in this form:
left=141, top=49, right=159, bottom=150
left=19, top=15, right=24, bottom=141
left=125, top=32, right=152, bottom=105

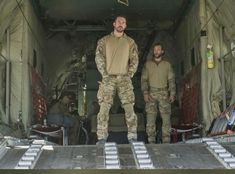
left=31, top=67, right=47, bottom=124
left=32, top=94, right=47, bottom=124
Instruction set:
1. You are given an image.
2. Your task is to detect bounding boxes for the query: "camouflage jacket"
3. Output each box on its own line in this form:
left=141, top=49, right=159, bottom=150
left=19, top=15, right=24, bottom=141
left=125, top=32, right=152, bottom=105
left=95, top=32, right=139, bottom=78
left=141, top=59, right=176, bottom=97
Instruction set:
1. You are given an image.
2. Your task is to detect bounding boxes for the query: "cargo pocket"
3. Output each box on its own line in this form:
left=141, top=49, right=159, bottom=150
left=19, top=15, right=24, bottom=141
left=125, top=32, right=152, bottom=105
left=118, top=79, right=135, bottom=104
left=97, top=81, right=115, bottom=104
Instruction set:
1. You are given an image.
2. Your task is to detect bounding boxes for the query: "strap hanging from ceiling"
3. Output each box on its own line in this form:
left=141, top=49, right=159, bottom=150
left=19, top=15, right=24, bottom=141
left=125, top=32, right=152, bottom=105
left=117, top=0, right=129, bottom=6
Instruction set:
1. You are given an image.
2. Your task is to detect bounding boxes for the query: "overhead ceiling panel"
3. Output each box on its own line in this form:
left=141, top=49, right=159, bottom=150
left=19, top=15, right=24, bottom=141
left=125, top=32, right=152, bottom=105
left=38, top=0, right=186, bottom=24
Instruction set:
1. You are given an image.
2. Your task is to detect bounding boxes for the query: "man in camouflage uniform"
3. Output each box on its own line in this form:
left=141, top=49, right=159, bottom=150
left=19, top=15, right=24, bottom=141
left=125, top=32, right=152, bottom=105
left=141, top=43, right=176, bottom=143
left=95, top=15, right=139, bottom=144
left=47, top=91, right=79, bottom=145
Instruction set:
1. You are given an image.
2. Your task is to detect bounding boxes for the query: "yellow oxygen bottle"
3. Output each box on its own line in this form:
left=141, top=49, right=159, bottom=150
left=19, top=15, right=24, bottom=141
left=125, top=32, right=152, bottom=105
left=207, top=44, right=214, bottom=69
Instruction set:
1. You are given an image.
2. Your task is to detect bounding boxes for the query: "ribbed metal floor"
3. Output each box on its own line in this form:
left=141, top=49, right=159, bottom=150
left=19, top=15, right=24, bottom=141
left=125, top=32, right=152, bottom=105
left=1, top=138, right=235, bottom=169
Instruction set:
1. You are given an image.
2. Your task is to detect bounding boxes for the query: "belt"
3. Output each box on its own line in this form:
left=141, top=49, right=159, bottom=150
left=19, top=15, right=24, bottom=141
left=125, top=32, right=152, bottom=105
left=150, top=87, right=168, bottom=92
left=108, top=74, right=128, bottom=78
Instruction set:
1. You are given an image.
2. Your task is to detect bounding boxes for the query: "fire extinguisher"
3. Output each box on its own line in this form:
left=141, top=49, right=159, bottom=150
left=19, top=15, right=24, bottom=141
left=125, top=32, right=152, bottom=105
left=207, top=44, right=214, bottom=69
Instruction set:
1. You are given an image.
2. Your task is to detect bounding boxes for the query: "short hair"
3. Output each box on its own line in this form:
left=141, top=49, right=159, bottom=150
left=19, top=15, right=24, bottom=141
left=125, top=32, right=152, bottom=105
left=114, top=15, right=127, bottom=22
left=153, top=42, right=164, bottom=50
left=60, top=91, right=74, bottom=100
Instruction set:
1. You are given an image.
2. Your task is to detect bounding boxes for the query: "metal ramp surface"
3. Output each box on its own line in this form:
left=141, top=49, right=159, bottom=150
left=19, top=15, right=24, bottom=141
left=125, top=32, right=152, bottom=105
left=1, top=138, right=235, bottom=169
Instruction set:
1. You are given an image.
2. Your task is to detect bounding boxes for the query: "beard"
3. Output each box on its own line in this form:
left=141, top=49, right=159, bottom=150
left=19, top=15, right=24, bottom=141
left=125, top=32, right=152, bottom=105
left=115, top=26, right=124, bottom=33
left=154, top=53, right=162, bottom=58
left=154, top=53, right=162, bottom=62
left=154, top=57, right=162, bottom=62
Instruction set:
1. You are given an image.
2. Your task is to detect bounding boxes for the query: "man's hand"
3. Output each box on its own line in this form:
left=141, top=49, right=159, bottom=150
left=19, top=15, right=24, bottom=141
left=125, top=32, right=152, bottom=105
left=169, top=96, right=175, bottom=103
left=144, top=94, right=150, bottom=103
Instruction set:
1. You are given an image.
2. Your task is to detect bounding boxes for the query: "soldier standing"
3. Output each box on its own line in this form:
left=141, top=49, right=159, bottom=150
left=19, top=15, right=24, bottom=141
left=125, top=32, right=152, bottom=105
left=95, top=15, right=139, bottom=145
left=141, top=43, right=176, bottom=143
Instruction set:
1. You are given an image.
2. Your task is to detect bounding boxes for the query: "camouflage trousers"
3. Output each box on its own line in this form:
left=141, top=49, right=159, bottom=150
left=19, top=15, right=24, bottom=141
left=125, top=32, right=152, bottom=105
left=97, top=75, right=137, bottom=140
left=145, top=89, right=171, bottom=143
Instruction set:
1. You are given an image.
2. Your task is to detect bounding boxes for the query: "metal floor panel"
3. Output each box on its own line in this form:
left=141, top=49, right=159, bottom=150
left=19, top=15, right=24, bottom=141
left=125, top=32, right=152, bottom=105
left=35, top=145, right=103, bottom=169
left=147, top=144, right=224, bottom=169
left=0, top=149, right=27, bottom=169
left=118, top=145, right=137, bottom=168
left=223, top=143, right=235, bottom=156
left=1, top=143, right=235, bottom=169
left=34, top=144, right=226, bottom=169
left=35, top=145, right=138, bottom=169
